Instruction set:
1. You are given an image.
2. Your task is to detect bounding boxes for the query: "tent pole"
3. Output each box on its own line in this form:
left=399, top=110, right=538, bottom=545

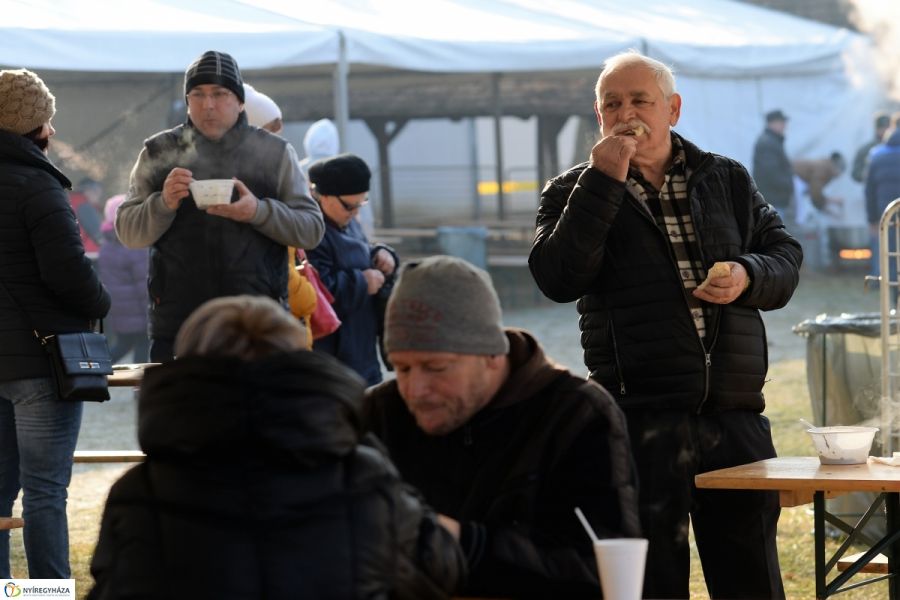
left=363, top=118, right=407, bottom=228
left=491, top=73, right=505, bottom=222
left=333, top=30, right=349, bottom=151
left=469, top=118, right=481, bottom=221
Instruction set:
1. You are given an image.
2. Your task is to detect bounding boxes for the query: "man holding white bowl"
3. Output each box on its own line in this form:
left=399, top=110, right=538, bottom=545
left=116, top=50, right=324, bottom=362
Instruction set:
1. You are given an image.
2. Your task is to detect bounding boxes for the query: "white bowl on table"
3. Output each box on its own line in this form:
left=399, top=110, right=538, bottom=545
left=806, top=425, right=878, bottom=465
left=189, top=179, right=234, bottom=208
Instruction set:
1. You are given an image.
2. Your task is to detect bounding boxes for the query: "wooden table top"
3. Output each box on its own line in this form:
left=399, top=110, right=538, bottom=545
left=696, top=457, right=900, bottom=507
left=107, top=363, right=159, bottom=387
left=73, top=450, right=146, bottom=463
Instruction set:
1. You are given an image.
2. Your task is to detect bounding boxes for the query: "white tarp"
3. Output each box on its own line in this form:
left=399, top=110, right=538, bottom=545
left=2, top=0, right=886, bottom=225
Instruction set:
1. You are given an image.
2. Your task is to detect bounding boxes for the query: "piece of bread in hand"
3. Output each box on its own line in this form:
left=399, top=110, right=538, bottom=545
left=697, top=261, right=731, bottom=292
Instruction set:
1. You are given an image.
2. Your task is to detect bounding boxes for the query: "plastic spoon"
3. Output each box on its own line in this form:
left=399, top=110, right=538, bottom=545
left=574, top=507, right=600, bottom=544
left=800, top=418, right=832, bottom=451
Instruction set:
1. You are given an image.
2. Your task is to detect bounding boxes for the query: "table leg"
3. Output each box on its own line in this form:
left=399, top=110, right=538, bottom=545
left=815, top=491, right=826, bottom=599
left=888, top=492, right=899, bottom=600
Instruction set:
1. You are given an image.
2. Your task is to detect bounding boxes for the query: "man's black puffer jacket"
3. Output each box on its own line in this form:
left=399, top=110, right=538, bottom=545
left=0, top=130, right=110, bottom=381
left=88, top=351, right=465, bottom=600
left=529, top=132, right=802, bottom=413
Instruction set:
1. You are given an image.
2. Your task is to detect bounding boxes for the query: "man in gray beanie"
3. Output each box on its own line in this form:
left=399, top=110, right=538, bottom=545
left=363, top=255, right=639, bottom=599
left=116, top=50, right=324, bottom=361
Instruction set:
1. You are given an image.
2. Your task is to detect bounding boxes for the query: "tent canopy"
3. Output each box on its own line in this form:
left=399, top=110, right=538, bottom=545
left=2, top=0, right=885, bottom=225
left=4, top=0, right=862, bottom=74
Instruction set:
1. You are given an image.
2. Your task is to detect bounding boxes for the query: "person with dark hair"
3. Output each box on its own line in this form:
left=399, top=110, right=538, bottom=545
left=866, top=112, right=900, bottom=278
left=852, top=112, right=891, bottom=183
left=364, top=256, right=639, bottom=599
left=0, top=68, right=110, bottom=578
left=89, top=294, right=465, bottom=599
left=753, top=109, right=794, bottom=219
left=793, top=151, right=846, bottom=214
left=307, top=153, right=398, bottom=385
left=115, top=50, right=324, bottom=362
left=530, top=51, right=801, bottom=598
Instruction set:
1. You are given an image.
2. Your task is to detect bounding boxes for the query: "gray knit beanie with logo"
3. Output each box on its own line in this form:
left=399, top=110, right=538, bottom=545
left=184, top=50, right=245, bottom=102
left=0, top=69, right=56, bottom=135
left=384, top=255, right=509, bottom=356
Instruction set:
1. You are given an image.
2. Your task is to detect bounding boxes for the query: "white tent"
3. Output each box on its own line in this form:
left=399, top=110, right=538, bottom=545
left=2, top=0, right=885, bottom=226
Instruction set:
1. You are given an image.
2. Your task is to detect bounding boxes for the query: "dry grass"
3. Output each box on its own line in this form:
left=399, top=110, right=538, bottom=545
left=7, top=269, right=891, bottom=598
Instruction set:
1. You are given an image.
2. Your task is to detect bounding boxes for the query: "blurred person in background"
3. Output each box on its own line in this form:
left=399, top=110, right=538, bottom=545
left=98, top=194, right=149, bottom=364
left=243, top=82, right=283, bottom=135
left=116, top=50, right=323, bottom=362
left=852, top=112, right=890, bottom=183
left=0, top=68, right=110, bottom=578
left=89, top=295, right=465, bottom=599
left=299, top=118, right=339, bottom=179
left=68, top=177, right=104, bottom=261
left=753, top=109, right=794, bottom=222
left=530, top=51, right=801, bottom=599
left=307, top=153, right=397, bottom=385
left=865, top=112, right=900, bottom=279
left=300, top=118, right=375, bottom=238
left=243, top=82, right=317, bottom=345
left=791, top=152, right=846, bottom=271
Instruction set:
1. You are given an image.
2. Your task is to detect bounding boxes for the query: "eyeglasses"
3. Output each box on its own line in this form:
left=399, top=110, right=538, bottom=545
left=335, top=195, right=368, bottom=212
left=186, top=90, right=235, bottom=104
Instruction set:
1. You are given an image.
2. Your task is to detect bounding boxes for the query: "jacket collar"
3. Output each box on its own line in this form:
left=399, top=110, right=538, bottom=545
left=0, top=130, right=71, bottom=189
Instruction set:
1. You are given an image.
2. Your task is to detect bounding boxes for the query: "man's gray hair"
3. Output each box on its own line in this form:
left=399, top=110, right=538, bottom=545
left=595, top=50, right=677, bottom=102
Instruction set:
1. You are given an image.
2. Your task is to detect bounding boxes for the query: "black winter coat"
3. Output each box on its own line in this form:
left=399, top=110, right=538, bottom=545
left=865, top=128, right=900, bottom=225
left=0, top=130, right=110, bottom=381
left=364, top=330, right=640, bottom=598
left=530, top=133, right=802, bottom=413
left=89, top=351, right=465, bottom=600
left=752, top=127, right=794, bottom=208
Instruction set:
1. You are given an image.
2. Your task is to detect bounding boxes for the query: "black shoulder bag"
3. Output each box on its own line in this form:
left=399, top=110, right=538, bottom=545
left=0, top=279, right=113, bottom=402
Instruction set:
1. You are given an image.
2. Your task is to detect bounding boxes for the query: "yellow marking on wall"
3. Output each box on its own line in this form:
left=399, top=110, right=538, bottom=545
left=477, top=180, right=539, bottom=195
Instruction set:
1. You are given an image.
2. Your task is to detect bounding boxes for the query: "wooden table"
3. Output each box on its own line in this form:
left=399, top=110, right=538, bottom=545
left=107, top=363, right=159, bottom=387
left=696, top=457, right=900, bottom=599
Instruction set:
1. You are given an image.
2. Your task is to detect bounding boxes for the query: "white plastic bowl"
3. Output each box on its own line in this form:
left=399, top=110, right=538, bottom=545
left=806, top=425, right=878, bottom=465
left=189, top=179, right=234, bottom=208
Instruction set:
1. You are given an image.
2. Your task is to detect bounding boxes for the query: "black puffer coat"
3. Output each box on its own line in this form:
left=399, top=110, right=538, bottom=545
left=89, top=351, right=465, bottom=599
left=0, top=130, right=110, bottom=381
left=530, top=133, right=802, bottom=413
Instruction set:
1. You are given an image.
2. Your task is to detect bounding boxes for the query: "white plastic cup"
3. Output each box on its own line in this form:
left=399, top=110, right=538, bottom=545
left=592, top=538, right=648, bottom=600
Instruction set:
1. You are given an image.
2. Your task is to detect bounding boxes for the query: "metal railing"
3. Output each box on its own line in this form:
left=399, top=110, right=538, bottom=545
left=879, top=198, right=900, bottom=453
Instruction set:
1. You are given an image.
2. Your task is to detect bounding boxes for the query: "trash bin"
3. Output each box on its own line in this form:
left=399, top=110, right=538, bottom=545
left=436, top=226, right=488, bottom=270
left=793, top=313, right=882, bottom=429
left=793, top=313, right=883, bottom=537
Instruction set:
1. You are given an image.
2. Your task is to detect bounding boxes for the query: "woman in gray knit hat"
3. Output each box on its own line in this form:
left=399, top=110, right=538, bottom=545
left=0, top=68, right=111, bottom=579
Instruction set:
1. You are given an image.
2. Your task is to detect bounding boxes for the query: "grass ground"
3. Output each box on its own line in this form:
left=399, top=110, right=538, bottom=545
left=8, top=268, right=891, bottom=598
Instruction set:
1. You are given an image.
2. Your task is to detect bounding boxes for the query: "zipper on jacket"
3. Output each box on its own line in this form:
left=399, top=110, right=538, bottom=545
left=633, top=155, right=720, bottom=412
left=609, top=321, right=626, bottom=395
left=696, top=352, right=712, bottom=414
